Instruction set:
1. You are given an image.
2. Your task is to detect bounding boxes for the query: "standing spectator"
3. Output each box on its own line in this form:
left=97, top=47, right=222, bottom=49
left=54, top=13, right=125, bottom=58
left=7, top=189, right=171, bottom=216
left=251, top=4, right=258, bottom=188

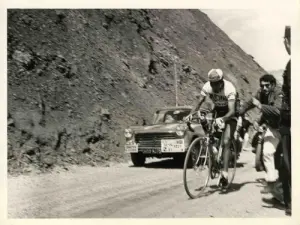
left=277, top=25, right=291, bottom=216
left=239, top=74, right=281, bottom=194
left=251, top=26, right=291, bottom=216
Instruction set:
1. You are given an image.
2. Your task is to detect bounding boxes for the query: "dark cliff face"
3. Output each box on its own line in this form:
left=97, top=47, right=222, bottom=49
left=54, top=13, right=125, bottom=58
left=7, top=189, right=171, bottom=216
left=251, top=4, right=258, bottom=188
left=7, top=9, right=266, bottom=174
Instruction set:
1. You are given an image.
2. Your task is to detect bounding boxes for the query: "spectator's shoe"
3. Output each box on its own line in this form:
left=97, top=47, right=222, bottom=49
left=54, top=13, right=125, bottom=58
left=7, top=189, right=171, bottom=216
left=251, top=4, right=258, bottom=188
left=260, top=182, right=276, bottom=194
left=256, top=178, right=267, bottom=185
left=260, top=186, right=271, bottom=194
left=262, top=197, right=285, bottom=206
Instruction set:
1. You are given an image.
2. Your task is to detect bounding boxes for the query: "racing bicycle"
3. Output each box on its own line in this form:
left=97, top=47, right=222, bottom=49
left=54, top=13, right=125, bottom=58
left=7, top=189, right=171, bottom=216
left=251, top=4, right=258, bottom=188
left=183, top=111, right=237, bottom=199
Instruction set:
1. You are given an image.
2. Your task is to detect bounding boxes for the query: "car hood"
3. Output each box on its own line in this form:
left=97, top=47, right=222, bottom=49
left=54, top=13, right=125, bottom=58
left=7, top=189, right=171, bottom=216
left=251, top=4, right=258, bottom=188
left=129, top=123, right=182, bottom=133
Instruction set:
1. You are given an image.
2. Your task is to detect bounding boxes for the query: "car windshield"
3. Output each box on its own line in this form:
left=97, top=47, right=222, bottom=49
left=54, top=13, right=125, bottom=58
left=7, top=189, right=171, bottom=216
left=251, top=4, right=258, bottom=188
left=152, top=109, right=191, bottom=124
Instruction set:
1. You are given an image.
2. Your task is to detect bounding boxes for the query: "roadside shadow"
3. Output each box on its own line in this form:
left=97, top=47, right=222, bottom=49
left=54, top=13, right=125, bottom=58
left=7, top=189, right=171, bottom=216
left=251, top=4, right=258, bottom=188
left=128, top=159, right=184, bottom=169
left=186, top=180, right=262, bottom=199
left=144, top=159, right=184, bottom=169
left=129, top=160, right=247, bottom=170
left=187, top=188, right=220, bottom=200
left=218, top=181, right=260, bottom=195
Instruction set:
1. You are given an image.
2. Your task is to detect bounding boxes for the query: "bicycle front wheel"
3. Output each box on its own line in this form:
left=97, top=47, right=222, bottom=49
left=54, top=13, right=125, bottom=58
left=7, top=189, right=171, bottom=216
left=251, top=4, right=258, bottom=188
left=226, top=140, right=237, bottom=188
left=183, top=137, right=211, bottom=199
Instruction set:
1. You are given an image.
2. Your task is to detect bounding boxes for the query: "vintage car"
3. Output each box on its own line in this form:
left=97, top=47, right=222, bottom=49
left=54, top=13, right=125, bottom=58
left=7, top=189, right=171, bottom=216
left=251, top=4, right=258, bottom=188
left=124, top=106, right=212, bottom=166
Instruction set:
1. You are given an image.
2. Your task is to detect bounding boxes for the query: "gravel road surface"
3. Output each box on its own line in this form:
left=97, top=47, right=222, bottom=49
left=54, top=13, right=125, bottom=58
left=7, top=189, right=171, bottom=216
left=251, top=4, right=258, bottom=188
left=8, top=150, right=288, bottom=218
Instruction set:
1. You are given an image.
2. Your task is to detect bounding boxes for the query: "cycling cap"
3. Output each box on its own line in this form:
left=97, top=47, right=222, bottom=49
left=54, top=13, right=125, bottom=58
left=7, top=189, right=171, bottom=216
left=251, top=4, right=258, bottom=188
left=208, top=68, right=223, bottom=82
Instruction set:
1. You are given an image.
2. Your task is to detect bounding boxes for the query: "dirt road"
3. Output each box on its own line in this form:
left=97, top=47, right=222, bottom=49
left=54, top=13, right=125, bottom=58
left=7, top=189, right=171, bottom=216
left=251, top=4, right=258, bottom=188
left=8, top=150, right=287, bottom=218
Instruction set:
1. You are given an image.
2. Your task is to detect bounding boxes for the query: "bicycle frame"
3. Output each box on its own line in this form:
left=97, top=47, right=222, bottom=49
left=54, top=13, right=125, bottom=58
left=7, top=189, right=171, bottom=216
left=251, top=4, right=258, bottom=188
left=193, top=137, right=209, bottom=169
left=186, top=110, right=228, bottom=166
left=207, top=112, right=224, bottom=162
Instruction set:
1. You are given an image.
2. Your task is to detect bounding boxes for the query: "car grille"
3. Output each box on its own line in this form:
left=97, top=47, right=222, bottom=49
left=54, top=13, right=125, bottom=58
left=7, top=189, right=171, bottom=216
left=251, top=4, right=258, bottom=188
left=135, top=133, right=178, bottom=149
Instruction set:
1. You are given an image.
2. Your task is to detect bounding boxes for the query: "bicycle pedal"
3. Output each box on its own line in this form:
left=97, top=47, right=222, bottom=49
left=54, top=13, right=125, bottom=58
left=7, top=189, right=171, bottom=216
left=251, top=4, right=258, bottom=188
left=218, top=176, right=228, bottom=188
left=217, top=176, right=222, bottom=186
left=217, top=179, right=222, bottom=187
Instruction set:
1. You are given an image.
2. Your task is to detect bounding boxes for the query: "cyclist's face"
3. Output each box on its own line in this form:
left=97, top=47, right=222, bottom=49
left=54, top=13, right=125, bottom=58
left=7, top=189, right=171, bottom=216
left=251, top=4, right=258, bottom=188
left=210, top=80, right=224, bottom=93
left=260, top=81, right=273, bottom=94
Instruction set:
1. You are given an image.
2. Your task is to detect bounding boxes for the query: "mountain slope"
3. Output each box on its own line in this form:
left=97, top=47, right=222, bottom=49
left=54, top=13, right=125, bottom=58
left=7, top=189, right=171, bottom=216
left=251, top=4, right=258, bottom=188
left=7, top=9, right=266, bottom=174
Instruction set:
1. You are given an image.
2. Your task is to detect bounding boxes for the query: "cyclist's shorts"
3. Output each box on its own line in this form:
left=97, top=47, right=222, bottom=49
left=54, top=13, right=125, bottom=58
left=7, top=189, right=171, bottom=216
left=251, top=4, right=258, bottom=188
left=214, top=106, right=238, bottom=122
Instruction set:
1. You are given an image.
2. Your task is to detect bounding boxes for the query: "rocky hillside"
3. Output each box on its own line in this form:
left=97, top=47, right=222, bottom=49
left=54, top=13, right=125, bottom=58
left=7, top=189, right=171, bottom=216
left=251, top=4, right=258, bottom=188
left=7, top=9, right=266, bottom=175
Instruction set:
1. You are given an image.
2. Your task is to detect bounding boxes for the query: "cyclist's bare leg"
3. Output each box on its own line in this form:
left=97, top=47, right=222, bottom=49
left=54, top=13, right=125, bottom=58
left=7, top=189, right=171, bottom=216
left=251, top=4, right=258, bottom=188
left=222, top=119, right=237, bottom=176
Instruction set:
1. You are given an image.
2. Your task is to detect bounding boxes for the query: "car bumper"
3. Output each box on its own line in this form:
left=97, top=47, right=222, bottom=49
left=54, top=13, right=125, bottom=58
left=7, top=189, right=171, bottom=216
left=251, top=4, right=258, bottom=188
left=125, top=139, right=186, bottom=154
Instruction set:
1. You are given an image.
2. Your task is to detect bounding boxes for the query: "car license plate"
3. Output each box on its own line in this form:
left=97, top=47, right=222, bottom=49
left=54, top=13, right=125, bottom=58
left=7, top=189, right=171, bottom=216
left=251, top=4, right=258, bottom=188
left=125, top=144, right=138, bottom=153
left=161, top=139, right=184, bottom=153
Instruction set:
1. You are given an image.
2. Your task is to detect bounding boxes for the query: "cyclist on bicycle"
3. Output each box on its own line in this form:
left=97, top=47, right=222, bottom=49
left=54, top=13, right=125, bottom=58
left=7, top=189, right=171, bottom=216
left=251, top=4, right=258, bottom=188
left=186, top=68, right=238, bottom=187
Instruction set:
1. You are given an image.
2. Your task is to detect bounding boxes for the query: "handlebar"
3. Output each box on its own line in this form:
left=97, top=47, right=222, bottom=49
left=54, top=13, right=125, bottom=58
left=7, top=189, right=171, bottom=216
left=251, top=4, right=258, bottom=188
left=253, top=124, right=267, bottom=133
left=187, top=121, right=195, bottom=132
left=185, top=110, right=220, bottom=135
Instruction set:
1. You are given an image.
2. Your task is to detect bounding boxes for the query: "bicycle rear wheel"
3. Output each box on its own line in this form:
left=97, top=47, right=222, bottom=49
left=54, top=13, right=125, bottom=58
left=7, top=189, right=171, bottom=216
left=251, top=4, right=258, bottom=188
left=183, top=137, right=211, bottom=199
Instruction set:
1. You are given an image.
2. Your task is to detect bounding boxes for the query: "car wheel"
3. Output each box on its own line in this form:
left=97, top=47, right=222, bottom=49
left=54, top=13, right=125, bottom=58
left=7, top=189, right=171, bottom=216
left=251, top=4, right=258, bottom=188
left=130, top=153, right=146, bottom=167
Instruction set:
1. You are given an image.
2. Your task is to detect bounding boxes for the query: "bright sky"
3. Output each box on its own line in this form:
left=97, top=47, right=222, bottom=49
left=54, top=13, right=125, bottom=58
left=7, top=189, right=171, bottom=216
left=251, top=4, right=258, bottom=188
left=202, top=9, right=293, bottom=71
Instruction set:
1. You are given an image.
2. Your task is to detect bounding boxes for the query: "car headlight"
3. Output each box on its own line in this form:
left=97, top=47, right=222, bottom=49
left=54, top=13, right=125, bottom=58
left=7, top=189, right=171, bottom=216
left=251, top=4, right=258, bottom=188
left=176, top=130, right=184, bottom=136
left=176, top=124, right=187, bottom=136
left=124, top=129, right=133, bottom=139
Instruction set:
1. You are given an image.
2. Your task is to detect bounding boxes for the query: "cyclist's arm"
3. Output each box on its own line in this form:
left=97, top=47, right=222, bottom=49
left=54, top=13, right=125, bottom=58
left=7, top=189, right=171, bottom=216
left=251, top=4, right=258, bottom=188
left=190, top=95, right=206, bottom=115
left=220, top=87, right=236, bottom=122
left=190, top=83, right=209, bottom=115
left=220, top=99, right=235, bottom=122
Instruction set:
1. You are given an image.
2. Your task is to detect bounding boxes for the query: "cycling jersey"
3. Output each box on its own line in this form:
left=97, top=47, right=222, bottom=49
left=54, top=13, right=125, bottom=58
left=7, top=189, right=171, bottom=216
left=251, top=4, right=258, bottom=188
left=200, top=79, right=237, bottom=114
